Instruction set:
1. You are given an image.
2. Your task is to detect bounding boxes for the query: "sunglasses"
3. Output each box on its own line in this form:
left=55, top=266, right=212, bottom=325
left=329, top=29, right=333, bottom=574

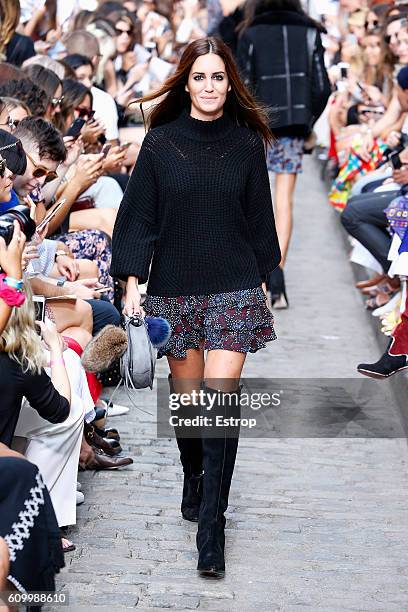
left=366, top=19, right=379, bottom=27
left=51, top=95, right=64, bottom=107
left=25, top=150, right=58, bottom=183
left=115, top=27, right=133, bottom=36
left=0, top=116, right=19, bottom=131
left=75, top=106, right=95, bottom=120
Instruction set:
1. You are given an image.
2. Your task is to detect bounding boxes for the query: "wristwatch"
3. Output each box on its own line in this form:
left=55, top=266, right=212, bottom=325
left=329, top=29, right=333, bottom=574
left=55, top=249, right=67, bottom=260
left=57, top=278, right=66, bottom=287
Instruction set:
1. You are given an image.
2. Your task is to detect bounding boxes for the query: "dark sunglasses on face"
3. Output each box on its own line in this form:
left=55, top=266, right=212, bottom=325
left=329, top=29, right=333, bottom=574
left=51, top=95, right=64, bottom=107
left=0, top=116, right=19, bottom=131
left=365, top=19, right=379, bottom=29
left=115, top=26, right=133, bottom=36
left=25, top=150, right=58, bottom=183
left=75, top=106, right=95, bottom=120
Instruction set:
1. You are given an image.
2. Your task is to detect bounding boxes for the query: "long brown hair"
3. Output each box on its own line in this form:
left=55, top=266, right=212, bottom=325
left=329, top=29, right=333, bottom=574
left=134, top=37, right=273, bottom=144
left=0, top=0, right=20, bottom=59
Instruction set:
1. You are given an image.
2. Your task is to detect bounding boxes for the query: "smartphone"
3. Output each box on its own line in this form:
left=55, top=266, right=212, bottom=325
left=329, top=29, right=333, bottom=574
left=36, top=199, right=66, bottom=232
left=33, top=295, right=45, bottom=334
left=120, top=142, right=131, bottom=151
left=65, top=117, right=86, bottom=139
left=102, top=144, right=112, bottom=158
left=390, top=151, right=403, bottom=170
left=338, top=61, right=349, bottom=80
left=144, top=41, right=157, bottom=55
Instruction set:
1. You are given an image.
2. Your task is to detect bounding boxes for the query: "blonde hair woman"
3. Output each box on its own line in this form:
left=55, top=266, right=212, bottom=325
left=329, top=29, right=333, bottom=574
left=0, top=281, right=70, bottom=447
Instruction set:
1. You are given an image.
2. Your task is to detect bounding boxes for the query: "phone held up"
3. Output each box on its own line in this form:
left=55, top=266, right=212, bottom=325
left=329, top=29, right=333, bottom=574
left=33, top=295, right=45, bottom=335
left=65, top=118, right=86, bottom=140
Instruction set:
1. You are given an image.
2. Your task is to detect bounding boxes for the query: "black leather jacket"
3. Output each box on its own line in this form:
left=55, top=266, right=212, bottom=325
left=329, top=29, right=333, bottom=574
left=236, top=10, right=331, bottom=137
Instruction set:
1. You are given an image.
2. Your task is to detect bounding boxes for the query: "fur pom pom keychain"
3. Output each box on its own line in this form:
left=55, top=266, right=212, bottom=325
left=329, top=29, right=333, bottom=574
left=144, top=315, right=171, bottom=348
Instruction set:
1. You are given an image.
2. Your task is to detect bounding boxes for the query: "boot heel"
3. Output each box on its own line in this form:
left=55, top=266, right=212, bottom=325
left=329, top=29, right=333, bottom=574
left=197, top=525, right=225, bottom=578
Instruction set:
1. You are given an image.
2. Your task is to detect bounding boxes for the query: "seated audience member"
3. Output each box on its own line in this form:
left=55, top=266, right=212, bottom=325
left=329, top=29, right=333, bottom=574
left=0, top=451, right=65, bottom=596
left=0, top=78, right=47, bottom=117
left=0, top=97, right=30, bottom=133
left=0, top=286, right=70, bottom=449
left=341, top=67, right=408, bottom=301
left=57, top=78, right=125, bottom=208
left=62, top=30, right=120, bottom=144
left=23, top=64, right=64, bottom=123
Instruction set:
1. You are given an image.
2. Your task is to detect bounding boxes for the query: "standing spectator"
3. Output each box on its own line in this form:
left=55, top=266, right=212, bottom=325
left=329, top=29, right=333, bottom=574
left=237, top=0, right=331, bottom=308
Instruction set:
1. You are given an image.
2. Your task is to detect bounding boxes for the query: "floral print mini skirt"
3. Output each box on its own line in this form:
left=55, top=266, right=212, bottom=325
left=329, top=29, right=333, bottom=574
left=143, top=286, right=277, bottom=359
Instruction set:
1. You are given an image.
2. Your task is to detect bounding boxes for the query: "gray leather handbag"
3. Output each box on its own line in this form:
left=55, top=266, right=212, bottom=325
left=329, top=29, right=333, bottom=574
left=120, top=315, right=157, bottom=390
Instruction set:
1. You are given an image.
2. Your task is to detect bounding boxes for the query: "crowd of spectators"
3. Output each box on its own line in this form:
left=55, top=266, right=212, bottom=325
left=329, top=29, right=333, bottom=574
left=310, top=0, right=408, bottom=378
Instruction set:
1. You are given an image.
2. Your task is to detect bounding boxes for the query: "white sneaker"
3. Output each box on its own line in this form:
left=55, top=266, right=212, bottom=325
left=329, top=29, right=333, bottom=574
left=107, top=403, right=130, bottom=417
left=372, top=291, right=401, bottom=317
left=76, top=491, right=85, bottom=505
left=76, top=481, right=82, bottom=492
left=97, top=399, right=129, bottom=417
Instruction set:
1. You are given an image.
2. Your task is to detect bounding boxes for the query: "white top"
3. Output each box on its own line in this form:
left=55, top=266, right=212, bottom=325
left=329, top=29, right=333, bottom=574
left=91, top=86, right=119, bottom=142
left=20, top=0, right=46, bottom=24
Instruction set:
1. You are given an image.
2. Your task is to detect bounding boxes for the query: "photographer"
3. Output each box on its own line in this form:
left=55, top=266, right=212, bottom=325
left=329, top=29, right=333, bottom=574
left=0, top=127, right=28, bottom=325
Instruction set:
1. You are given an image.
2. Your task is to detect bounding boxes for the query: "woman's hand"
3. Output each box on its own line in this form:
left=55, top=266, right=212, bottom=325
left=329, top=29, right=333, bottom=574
left=81, top=119, right=106, bottom=145
left=73, top=154, right=104, bottom=191
left=56, top=254, right=79, bottom=281
left=21, top=244, right=39, bottom=271
left=124, top=278, right=145, bottom=317
left=37, top=319, right=64, bottom=355
left=102, top=146, right=127, bottom=173
left=0, top=221, right=26, bottom=279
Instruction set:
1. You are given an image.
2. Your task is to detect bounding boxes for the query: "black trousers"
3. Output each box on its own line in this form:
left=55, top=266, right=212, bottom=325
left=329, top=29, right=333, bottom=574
left=341, top=190, right=399, bottom=273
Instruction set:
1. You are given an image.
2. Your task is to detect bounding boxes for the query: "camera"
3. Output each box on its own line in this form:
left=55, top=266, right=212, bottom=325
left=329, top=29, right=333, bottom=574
left=0, top=205, right=36, bottom=245
left=382, top=132, right=408, bottom=166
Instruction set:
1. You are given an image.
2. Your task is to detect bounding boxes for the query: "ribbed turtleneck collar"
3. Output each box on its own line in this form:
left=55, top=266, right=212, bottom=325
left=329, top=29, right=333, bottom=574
left=174, top=108, right=234, bottom=141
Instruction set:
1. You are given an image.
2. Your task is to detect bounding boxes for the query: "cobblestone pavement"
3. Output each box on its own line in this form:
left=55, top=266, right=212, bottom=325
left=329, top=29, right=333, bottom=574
left=51, top=159, right=408, bottom=611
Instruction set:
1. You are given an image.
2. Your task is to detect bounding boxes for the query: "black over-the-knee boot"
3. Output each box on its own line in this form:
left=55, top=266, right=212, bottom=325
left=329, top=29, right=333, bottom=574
left=197, top=384, right=241, bottom=578
left=168, top=375, right=203, bottom=522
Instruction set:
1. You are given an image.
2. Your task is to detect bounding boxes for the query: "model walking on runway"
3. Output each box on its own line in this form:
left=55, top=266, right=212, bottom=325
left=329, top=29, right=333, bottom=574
left=111, top=37, right=281, bottom=578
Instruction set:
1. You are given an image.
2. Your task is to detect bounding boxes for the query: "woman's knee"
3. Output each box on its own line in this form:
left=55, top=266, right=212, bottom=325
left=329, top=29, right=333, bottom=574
left=78, top=259, right=99, bottom=279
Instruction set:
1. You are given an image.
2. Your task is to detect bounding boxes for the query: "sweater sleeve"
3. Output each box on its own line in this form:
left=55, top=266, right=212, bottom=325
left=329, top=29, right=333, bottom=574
left=110, top=135, right=158, bottom=282
left=22, top=369, right=70, bottom=424
left=244, top=136, right=281, bottom=279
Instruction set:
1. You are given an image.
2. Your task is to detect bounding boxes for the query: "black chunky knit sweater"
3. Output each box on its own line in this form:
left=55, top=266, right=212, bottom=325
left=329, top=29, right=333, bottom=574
left=110, top=109, right=281, bottom=296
